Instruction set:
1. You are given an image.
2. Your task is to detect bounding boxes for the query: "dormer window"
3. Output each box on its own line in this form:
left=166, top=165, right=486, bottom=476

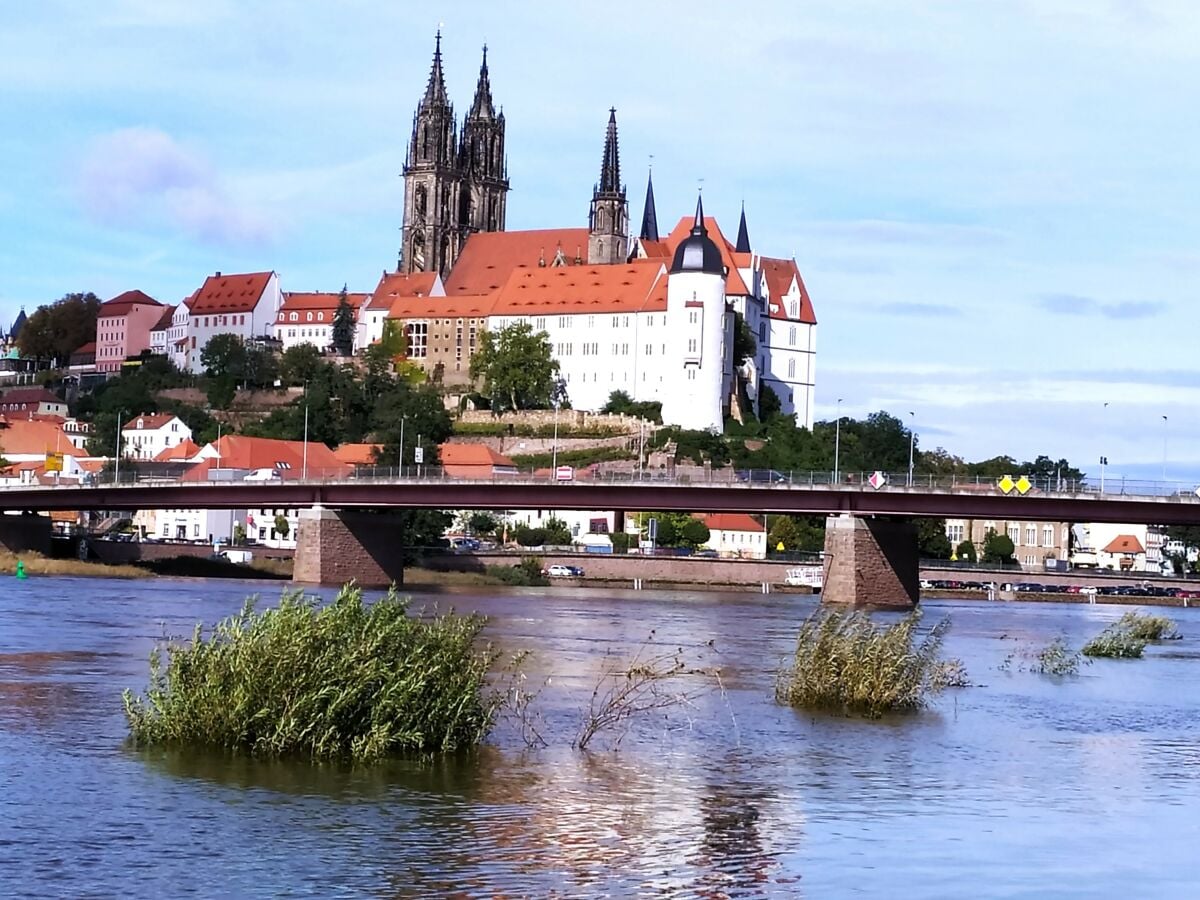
left=306, top=312, right=313, bottom=322
left=290, top=312, right=298, bottom=322
left=317, top=312, right=324, bottom=322
left=136, top=418, right=144, bottom=429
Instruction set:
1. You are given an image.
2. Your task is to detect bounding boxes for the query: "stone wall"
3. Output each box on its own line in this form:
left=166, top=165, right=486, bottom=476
left=821, top=515, right=918, bottom=608
left=82, top=540, right=293, bottom=565
left=293, top=508, right=409, bottom=587
left=444, top=434, right=635, bottom=456
left=458, top=409, right=654, bottom=434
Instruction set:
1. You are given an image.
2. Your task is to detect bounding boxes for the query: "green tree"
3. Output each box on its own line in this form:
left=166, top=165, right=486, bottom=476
left=732, top=311, right=757, bottom=365
left=767, top=514, right=825, bottom=553
left=982, top=530, right=1015, bottom=565
left=371, top=384, right=453, bottom=466
left=467, top=511, right=498, bottom=536
left=956, top=540, right=978, bottom=563
left=280, top=344, right=325, bottom=387
left=758, top=384, right=782, bottom=422
left=17, top=292, right=101, bottom=363
left=914, top=518, right=952, bottom=559
left=274, top=514, right=291, bottom=540
left=201, top=334, right=247, bottom=380
left=244, top=345, right=279, bottom=390
left=469, top=322, right=561, bottom=412
left=543, top=516, right=572, bottom=545
left=678, top=517, right=711, bottom=550
left=331, top=285, right=356, bottom=357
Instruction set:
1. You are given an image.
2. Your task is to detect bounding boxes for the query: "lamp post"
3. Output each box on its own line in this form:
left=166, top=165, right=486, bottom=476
left=398, top=415, right=406, bottom=477
left=114, top=411, right=123, bottom=485
left=907, top=411, right=915, bottom=487
left=216, top=421, right=222, bottom=469
left=302, top=381, right=310, bottom=480
left=833, top=398, right=843, bottom=485
left=1100, top=402, right=1108, bottom=495
left=550, top=377, right=566, bottom=480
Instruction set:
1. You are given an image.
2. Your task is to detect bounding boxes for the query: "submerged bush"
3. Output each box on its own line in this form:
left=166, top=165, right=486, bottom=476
left=123, top=584, right=500, bottom=761
left=1082, top=611, right=1178, bottom=659
left=1032, top=637, right=1083, bottom=675
left=775, top=609, right=956, bottom=718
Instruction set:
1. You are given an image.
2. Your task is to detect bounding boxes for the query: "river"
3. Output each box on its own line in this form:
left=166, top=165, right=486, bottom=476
left=2, top=576, right=1199, bottom=897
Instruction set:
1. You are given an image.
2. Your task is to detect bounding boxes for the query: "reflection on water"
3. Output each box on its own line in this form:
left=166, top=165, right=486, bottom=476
left=2, top=578, right=1200, bottom=896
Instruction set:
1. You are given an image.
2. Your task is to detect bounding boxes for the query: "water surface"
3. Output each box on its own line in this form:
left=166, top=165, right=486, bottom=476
left=1, top=576, right=1198, bottom=897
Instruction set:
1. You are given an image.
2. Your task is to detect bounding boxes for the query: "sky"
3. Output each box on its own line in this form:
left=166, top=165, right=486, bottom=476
left=1, top=0, right=1198, bottom=482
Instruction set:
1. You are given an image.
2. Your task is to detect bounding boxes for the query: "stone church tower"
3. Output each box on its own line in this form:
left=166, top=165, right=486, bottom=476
left=400, top=34, right=508, bottom=278
left=587, top=109, right=628, bottom=265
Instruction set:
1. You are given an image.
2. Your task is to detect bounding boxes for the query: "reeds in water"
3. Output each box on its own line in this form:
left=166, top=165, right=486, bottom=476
left=1082, top=611, right=1179, bottom=659
left=775, top=609, right=959, bottom=718
left=123, top=584, right=500, bottom=761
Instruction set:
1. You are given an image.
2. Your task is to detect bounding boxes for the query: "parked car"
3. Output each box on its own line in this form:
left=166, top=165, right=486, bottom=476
left=546, top=564, right=575, bottom=578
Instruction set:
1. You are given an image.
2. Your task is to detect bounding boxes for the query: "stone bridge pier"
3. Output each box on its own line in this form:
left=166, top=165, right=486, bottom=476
left=0, top=513, right=52, bottom=556
left=293, top=508, right=412, bottom=587
left=821, top=515, right=919, bottom=608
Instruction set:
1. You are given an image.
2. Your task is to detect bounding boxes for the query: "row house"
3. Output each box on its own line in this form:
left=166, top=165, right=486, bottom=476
left=275, top=291, right=370, bottom=353
left=95, top=290, right=163, bottom=374
left=0, top=387, right=67, bottom=418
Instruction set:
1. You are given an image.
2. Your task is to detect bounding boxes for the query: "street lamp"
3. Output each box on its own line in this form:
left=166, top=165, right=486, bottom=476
left=907, top=411, right=915, bottom=487
left=216, top=421, right=222, bottom=470
left=1162, top=414, right=1168, bottom=487
left=551, top=377, right=566, bottom=479
left=1100, top=402, right=1108, bottom=495
left=114, top=411, right=124, bottom=485
left=833, top=398, right=843, bottom=485
left=302, top=381, right=310, bottom=480
left=398, top=415, right=407, bottom=476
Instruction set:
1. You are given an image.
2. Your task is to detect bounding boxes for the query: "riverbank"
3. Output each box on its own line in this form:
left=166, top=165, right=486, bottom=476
left=922, top=587, right=1197, bottom=608
left=0, top=550, right=147, bottom=579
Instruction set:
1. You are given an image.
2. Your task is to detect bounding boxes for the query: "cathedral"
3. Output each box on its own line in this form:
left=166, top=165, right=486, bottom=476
left=393, top=34, right=818, bottom=431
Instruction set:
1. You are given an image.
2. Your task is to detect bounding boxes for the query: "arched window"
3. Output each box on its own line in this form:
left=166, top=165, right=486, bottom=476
left=307, top=312, right=313, bottom=322
left=290, top=312, right=298, bottom=322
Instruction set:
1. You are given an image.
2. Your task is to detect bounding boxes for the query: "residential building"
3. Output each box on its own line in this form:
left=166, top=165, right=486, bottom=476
left=167, top=299, right=191, bottom=371
left=439, top=443, right=518, bottom=478
left=121, top=414, right=193, bottom=461
left=944, top=518, right=1071, bottom=568
left=148, top=305, right=176, bottom=357
left=95, top=290, right=163, bottom=374
left=0, top=416, right=86, bottom=483
left=358, top=271, right=444, bottom=352
left=183, top=271, right=282, bottom=373
left=274, top=291, right=369, bottom=353
left=0, top=387, right=67, bottom=418
left=1082, top=522, right=1167, bottom=573
left=697, top=512, right=768, bottom=559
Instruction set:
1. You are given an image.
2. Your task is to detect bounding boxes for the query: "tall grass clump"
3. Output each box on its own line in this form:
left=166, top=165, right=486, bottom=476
left=1082, top=611, right=1179, bottom=659
left=775, top=609, right=959, bottom=718
left=123, top=584, right=500, bottom=761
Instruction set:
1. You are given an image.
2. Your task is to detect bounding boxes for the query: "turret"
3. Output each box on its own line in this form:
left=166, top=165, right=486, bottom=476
left=587, top=109, right=628, bottom=265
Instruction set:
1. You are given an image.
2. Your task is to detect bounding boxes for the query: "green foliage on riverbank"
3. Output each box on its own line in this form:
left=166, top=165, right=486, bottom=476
left=1082, top=611, right=1178, bottom=659
left=776, top=609, right=961, bottom=717
left=123, top=585, right=500, bottom=760
left=486, top=558, right=549, bottom=586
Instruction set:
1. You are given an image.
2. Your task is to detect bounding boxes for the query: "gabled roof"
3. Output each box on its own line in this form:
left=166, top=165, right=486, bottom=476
left=439, top=443, right=517, bottom=468
left=489, top=261, right=667, bottom=316
left=333, top=443, right=382, bottom=466
left=152, top=438, right=201, bottom=462
left=189, top=272, right=274, bottom=314
left=123, top=413, right=180, bottom=432
left=365, top=272, right=444, bottom=311
left=201, top=435, right=350, bottom=479
left=0, top=388, right=62, bottom=405
left=1103, top=534, right=1145, bottom=555
left=760, top=257, right=818, bottom=325
left=444, top=228, right=591, bottom=296
left=97, top=290, right=161, bottom=317
left=279, top=292, right=370, bottom=315
left=0, top=417, right=84, bottom=456
left=697, top=512, right=764, bottom=533
left=662, top=216, right=750, bottom=295
left=149, top=305, right=176, bottom=332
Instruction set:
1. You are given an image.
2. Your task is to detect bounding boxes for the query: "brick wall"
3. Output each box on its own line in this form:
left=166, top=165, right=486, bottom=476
left=293, top=508, right=408, bottom=587
left=822, top=516, right=918, bottom=608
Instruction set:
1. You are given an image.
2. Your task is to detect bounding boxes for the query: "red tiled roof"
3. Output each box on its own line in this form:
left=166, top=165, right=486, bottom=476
left=697, top=512, right=764, bottom=533
left=365, top=272, right=442, bottom=311
left=1103, top=535, right=1145, bottom=555
left=202, top=435, right=350, bottom=479
left=439, top=443, right=516, bottom=468
left=444, top=228, right=591, bottom=296
left=189, top=272, right=274, bottom=314
left=0, top=388, right=62, bottom=405
left=761, top=257, right=817, bottom=324
left=662, top=217, right=750, bottom=295
left=73, top=341, right=97, bottom=354
left=333, top=443, right=382, bottom=466
left=386, top=291, right=497, bottom=321
left=279, top=292, right=370, bottom=317
left=123, top=413, right=178, bottom=431
left=152, top=438, right=201, bottom=462
left=636, top=239, right=672, bottom=259
left=0, top=418, right=84, bottom=456
left=488, top=262, right=667, bottom=316
left=149, top=305, right=176, bottom=332
left=97, top=290, right=161, bottom=317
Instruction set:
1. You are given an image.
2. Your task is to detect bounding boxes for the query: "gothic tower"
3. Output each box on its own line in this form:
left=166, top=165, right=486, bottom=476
left=459, top=45, right=509, bottom=238
left=587, top=109, right=628, bottom=265
left=401, top=32, right=462, bottom=278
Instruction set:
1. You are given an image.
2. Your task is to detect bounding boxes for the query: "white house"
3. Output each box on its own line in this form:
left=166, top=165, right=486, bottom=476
left=148, top=305, right=176, bottom=358
left=121, top=414, right=193, bottom=461
left=274, top=291, right=370, bottom=354
left=168, top=300, right=191, bottom=371
left=359, top=271, right=444, bottom=351
left=183, top=271, right=282, bottom=373
left=698, top=512, right=767, bottom=559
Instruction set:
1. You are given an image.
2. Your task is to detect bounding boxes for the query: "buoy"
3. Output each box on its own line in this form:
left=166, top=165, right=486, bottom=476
left=15, top=560, right=27, bottom=580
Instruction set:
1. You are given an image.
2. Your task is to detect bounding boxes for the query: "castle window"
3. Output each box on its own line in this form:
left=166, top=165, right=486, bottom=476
left=789, top=326, right=797, bottom=346
left=407, top=322, right=428, bottom=358
left=787, top=358, right=796, bottom=378
left=535, top=317, right=546, bottom=330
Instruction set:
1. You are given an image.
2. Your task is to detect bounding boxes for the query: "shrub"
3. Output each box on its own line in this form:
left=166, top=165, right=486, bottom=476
left=775, top=609, right=956, bottom=718
left=1032, top=637, right=1082, bottom=675
left=1114, top=611, right=1178, bottom=642
left=123, top=584, right=500, bottom=761
left=1082, top=611, right=1178, bottom=659
left=487, top=557, right=548, bottom=586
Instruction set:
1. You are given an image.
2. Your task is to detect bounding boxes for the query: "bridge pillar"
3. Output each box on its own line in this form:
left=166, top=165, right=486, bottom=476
left=821, top=515, right=918, bottom=609
left=0, top=512, right=52, bottom=556
left=293, top=508, right=407, bottom=587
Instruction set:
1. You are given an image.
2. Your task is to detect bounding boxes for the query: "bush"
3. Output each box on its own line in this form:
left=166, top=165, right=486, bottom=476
left=610, top=531, right=635, bottom=554
left=1032, top=637, right=1082, bottom=674
left=487, top=558, right=549, bottom=586
left=1114, top=611, right=1178, bottom=641
left=955, top=540, right=977, bottom=564
left=123, top=584, right=500, bottom=761
left=775, top=609, right=957, bottom=718
left=1082, top=611, right=1178, bottom=659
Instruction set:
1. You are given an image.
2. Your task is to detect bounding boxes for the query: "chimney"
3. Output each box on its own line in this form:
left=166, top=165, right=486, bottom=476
left=215, top=271, right=222, bottom=277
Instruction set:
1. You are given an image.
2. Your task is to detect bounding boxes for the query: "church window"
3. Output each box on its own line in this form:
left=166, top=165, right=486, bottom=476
left=623, top=316, right=630, bottom=327
left=789, top=326, right=797, bottom=346
left=687, top=369, right=697, bottom=381
left=787, top=358, right=796, bottom=378
left=790, top=299, right=799, bottom=318
left=645, top=344, right=652, bottom=355
left=558, top=316, right=569, bottom=328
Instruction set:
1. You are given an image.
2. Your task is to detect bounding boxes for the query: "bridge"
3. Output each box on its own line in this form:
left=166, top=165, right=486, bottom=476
left=3, top=471, right=1198, bottom=606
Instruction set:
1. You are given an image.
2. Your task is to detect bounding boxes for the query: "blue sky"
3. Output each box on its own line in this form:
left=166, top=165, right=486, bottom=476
left=2, top=1, right=1197, bottom=480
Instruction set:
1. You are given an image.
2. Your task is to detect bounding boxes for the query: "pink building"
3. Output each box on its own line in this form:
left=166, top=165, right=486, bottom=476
left=95, top=290, right=164, bottom=374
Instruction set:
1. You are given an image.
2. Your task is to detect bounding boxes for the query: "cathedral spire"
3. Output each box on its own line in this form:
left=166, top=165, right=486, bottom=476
left=469, top=44, right=496, bottom=119
left=639, top=167, right=659, bottom=241
left=735, top=202, right=751, bottom=253
left=693, top=193, right=706, bottom=233
left=598, top=108, right=621, bottom=194
left=422, top=30, right=448, bottom=107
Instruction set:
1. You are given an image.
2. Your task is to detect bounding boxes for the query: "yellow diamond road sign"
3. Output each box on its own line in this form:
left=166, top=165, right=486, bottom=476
left=1015, top=475, right=1032, bottom=495
left=998, top=475, right=1015, bottom=494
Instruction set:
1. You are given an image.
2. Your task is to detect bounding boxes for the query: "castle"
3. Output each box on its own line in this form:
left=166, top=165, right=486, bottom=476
left=390, top=34, right=817, bottom=432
